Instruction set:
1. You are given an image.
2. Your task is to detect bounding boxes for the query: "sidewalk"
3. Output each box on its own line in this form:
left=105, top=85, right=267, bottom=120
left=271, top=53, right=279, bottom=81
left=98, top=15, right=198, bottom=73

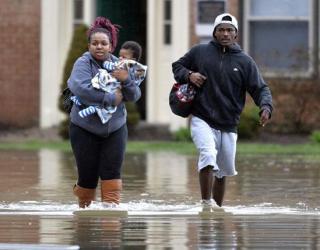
left=0, top=126, right=310, bottom=144
left=0, top=127, right=61, bottom=142
left=0, top=122, right=173, bottom=142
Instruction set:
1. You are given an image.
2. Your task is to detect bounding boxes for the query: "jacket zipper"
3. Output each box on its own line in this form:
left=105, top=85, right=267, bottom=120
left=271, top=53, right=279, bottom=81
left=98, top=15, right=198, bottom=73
left=220, top=46, right=226, bottom=71
left=219, top=46, right=226, bottom=83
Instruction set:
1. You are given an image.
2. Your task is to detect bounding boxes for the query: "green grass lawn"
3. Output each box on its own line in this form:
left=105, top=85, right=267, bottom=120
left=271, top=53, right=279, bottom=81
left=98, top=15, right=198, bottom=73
left=0, top=139, right=320, bottom=155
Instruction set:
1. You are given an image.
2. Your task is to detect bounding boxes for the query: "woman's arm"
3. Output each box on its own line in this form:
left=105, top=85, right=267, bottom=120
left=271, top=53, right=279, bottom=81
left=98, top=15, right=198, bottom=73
left=112, top=69, right=141, bottom=102
left=68, top=56, right=118, bottom=107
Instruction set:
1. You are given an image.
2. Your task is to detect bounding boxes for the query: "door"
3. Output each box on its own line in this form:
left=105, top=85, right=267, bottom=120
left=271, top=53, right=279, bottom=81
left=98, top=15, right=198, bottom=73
left=96, top=0, right=147, bottom=119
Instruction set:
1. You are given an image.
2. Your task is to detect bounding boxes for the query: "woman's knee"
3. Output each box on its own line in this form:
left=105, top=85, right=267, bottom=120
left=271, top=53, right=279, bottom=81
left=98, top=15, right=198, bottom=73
left=100, top=168, right=121, bottom=180
left=77, top=177, right=99, bottom=189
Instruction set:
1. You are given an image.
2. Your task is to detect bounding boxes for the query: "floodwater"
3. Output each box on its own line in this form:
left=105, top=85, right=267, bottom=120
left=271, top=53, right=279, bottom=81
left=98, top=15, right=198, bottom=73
left=0, top=149, right=319, bottom=249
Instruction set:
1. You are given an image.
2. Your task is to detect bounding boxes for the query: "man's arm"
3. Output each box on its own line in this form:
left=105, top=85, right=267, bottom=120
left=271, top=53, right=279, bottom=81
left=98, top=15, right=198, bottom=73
left=245, top=59, right=273, bottom=126
left=172, top=47, right=197, bottom=83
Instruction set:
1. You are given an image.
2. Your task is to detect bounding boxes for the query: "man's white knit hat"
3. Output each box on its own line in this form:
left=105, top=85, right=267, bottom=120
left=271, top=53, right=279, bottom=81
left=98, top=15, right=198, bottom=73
left=213, top=13, right=238, bottom=32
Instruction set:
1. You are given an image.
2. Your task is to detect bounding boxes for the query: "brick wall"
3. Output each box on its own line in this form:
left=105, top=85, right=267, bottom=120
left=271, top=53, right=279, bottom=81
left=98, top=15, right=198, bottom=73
left=189, top=0, right=198, bottom=45
left=0, top=0, right=40, bottom=128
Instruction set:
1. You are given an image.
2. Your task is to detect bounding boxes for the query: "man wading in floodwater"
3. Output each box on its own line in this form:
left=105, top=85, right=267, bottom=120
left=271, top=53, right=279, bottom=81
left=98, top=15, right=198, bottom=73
left=172, top=13, right=273, bottom=208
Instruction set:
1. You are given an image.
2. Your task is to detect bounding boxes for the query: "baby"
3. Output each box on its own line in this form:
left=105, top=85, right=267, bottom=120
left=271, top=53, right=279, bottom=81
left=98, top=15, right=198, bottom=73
left=72, top=41, right=147, bottom=123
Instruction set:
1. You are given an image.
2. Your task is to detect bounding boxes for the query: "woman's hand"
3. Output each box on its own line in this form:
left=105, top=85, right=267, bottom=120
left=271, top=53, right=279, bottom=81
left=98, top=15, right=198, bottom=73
left=112, top=69, right=129, bottom=82
left=114, top=88, right=123, bottom=106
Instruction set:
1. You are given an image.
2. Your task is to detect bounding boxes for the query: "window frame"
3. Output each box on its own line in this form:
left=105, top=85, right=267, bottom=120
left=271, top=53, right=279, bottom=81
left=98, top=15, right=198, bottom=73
left=163, top=0, right=172, bottom=45
left=195, top=0, right=226, bottom=39
left=73, top=0, right=84, bottom=28
left=243, top=0, right=314, bottom=78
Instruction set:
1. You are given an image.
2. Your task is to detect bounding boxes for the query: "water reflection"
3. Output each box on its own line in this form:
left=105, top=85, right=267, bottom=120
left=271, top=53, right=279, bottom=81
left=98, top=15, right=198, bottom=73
left=0, top=150, right=319, bottom=249
left=123, top=152, right=196, bottom=204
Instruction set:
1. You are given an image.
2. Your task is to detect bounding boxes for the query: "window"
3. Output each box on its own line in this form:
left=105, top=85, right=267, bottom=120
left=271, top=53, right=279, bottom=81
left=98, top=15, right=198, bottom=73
left=198, top=0, right=225, bottom=24
left=195, top=0, right=225, bottom=43
left=164, top=0, right=172, bottom=45
left=73, top=0, right=84, bottom=28
left=244, top=0, right=314, bottom=77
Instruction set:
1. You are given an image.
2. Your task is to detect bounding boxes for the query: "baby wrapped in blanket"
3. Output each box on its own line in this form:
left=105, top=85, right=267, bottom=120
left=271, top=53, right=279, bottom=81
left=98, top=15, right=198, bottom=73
left=71, top=59, right=147, bottom=123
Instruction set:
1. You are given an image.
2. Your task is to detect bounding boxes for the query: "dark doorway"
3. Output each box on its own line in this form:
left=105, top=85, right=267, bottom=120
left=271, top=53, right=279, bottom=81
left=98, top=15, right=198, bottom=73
left=96, top=0, right=147, bottom=120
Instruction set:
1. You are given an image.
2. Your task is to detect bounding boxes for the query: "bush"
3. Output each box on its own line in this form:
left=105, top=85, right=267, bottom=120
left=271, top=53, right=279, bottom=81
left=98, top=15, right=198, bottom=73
left=58, top=24, right=88, bottom=139
left=58, top=118, right=70, bottom=141
left=310, top=130, right=320, bottom=143
left=173, top=127, right=192, bottom=142
left=238, top=105, right=261, bottom=139
left=268, top=79, right=320, bottom=134
left=126, top=102, right=141, bottom=129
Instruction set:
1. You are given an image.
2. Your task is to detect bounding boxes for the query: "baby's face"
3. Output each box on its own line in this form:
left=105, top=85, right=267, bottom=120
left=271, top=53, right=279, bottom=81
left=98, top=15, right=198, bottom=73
left=119, top=49, right=135, bottom=60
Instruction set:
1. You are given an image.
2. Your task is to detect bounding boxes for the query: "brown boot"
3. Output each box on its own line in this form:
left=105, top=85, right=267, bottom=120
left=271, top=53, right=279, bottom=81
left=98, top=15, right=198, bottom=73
left=73, top=184, right=96, bottom=208
left=101, top=179, right=122, bottom=205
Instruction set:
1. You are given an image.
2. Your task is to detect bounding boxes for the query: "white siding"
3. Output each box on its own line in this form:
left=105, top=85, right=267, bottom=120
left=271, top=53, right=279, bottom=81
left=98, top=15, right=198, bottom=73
left=40, top=0, right=73, bottom=128
left=147, top=0, right=190, bottom=131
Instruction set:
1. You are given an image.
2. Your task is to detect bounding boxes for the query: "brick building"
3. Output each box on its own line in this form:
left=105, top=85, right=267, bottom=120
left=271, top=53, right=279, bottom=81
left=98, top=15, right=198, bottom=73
left=0, top=1, right=41, bottom=128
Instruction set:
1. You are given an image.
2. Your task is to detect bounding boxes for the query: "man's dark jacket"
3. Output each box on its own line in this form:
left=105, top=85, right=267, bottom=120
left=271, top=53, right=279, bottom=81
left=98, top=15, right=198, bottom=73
left=172, top=40, right=273, bottom=132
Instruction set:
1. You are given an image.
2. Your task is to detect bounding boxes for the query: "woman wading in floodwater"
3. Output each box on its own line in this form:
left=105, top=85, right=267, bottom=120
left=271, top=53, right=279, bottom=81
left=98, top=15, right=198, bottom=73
left=68, top=17, right=141, bottom=208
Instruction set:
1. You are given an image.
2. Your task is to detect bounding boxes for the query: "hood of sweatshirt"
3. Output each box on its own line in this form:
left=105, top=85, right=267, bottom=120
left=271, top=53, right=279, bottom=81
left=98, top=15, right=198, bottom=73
left=210, top=39, right=242, bottom=53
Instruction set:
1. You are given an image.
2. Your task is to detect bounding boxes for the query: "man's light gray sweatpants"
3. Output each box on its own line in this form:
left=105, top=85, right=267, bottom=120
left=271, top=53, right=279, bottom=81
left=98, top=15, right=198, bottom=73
left=190, top=116, right=238, bottom=179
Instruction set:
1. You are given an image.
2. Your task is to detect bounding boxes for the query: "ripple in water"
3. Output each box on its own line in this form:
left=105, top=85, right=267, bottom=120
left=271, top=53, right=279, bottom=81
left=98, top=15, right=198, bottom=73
left=0, top=200, right=318, bottom=216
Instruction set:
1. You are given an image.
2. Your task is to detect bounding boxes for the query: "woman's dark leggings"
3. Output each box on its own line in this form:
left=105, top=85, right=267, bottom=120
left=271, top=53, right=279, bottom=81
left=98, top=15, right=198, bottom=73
left=69, top=123, right=127, bottom=189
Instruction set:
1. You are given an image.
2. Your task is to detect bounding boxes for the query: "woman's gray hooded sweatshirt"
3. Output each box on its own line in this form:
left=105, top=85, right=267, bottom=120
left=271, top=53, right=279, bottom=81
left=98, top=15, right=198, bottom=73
left=68, top=52, right=141, bottom=137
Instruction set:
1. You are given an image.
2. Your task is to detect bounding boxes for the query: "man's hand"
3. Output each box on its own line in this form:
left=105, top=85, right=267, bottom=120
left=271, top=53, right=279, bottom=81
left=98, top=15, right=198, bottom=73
left=189, top=72, right=207, bottom=87
left=260, top=109, right=271, bottom=127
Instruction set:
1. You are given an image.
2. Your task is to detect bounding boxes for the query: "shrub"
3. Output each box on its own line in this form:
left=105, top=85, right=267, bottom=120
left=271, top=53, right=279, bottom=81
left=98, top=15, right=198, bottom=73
left=58, top=24, right=88, bottom=139
left=173, top=127, right=192, bottom=142
left=238, top=105, right=261, bottom=139
left=268, top=79, right=320, bottom=134
left=310, top=130, right=320, bottom=143
left=126, top=102, right=141, bottom=129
